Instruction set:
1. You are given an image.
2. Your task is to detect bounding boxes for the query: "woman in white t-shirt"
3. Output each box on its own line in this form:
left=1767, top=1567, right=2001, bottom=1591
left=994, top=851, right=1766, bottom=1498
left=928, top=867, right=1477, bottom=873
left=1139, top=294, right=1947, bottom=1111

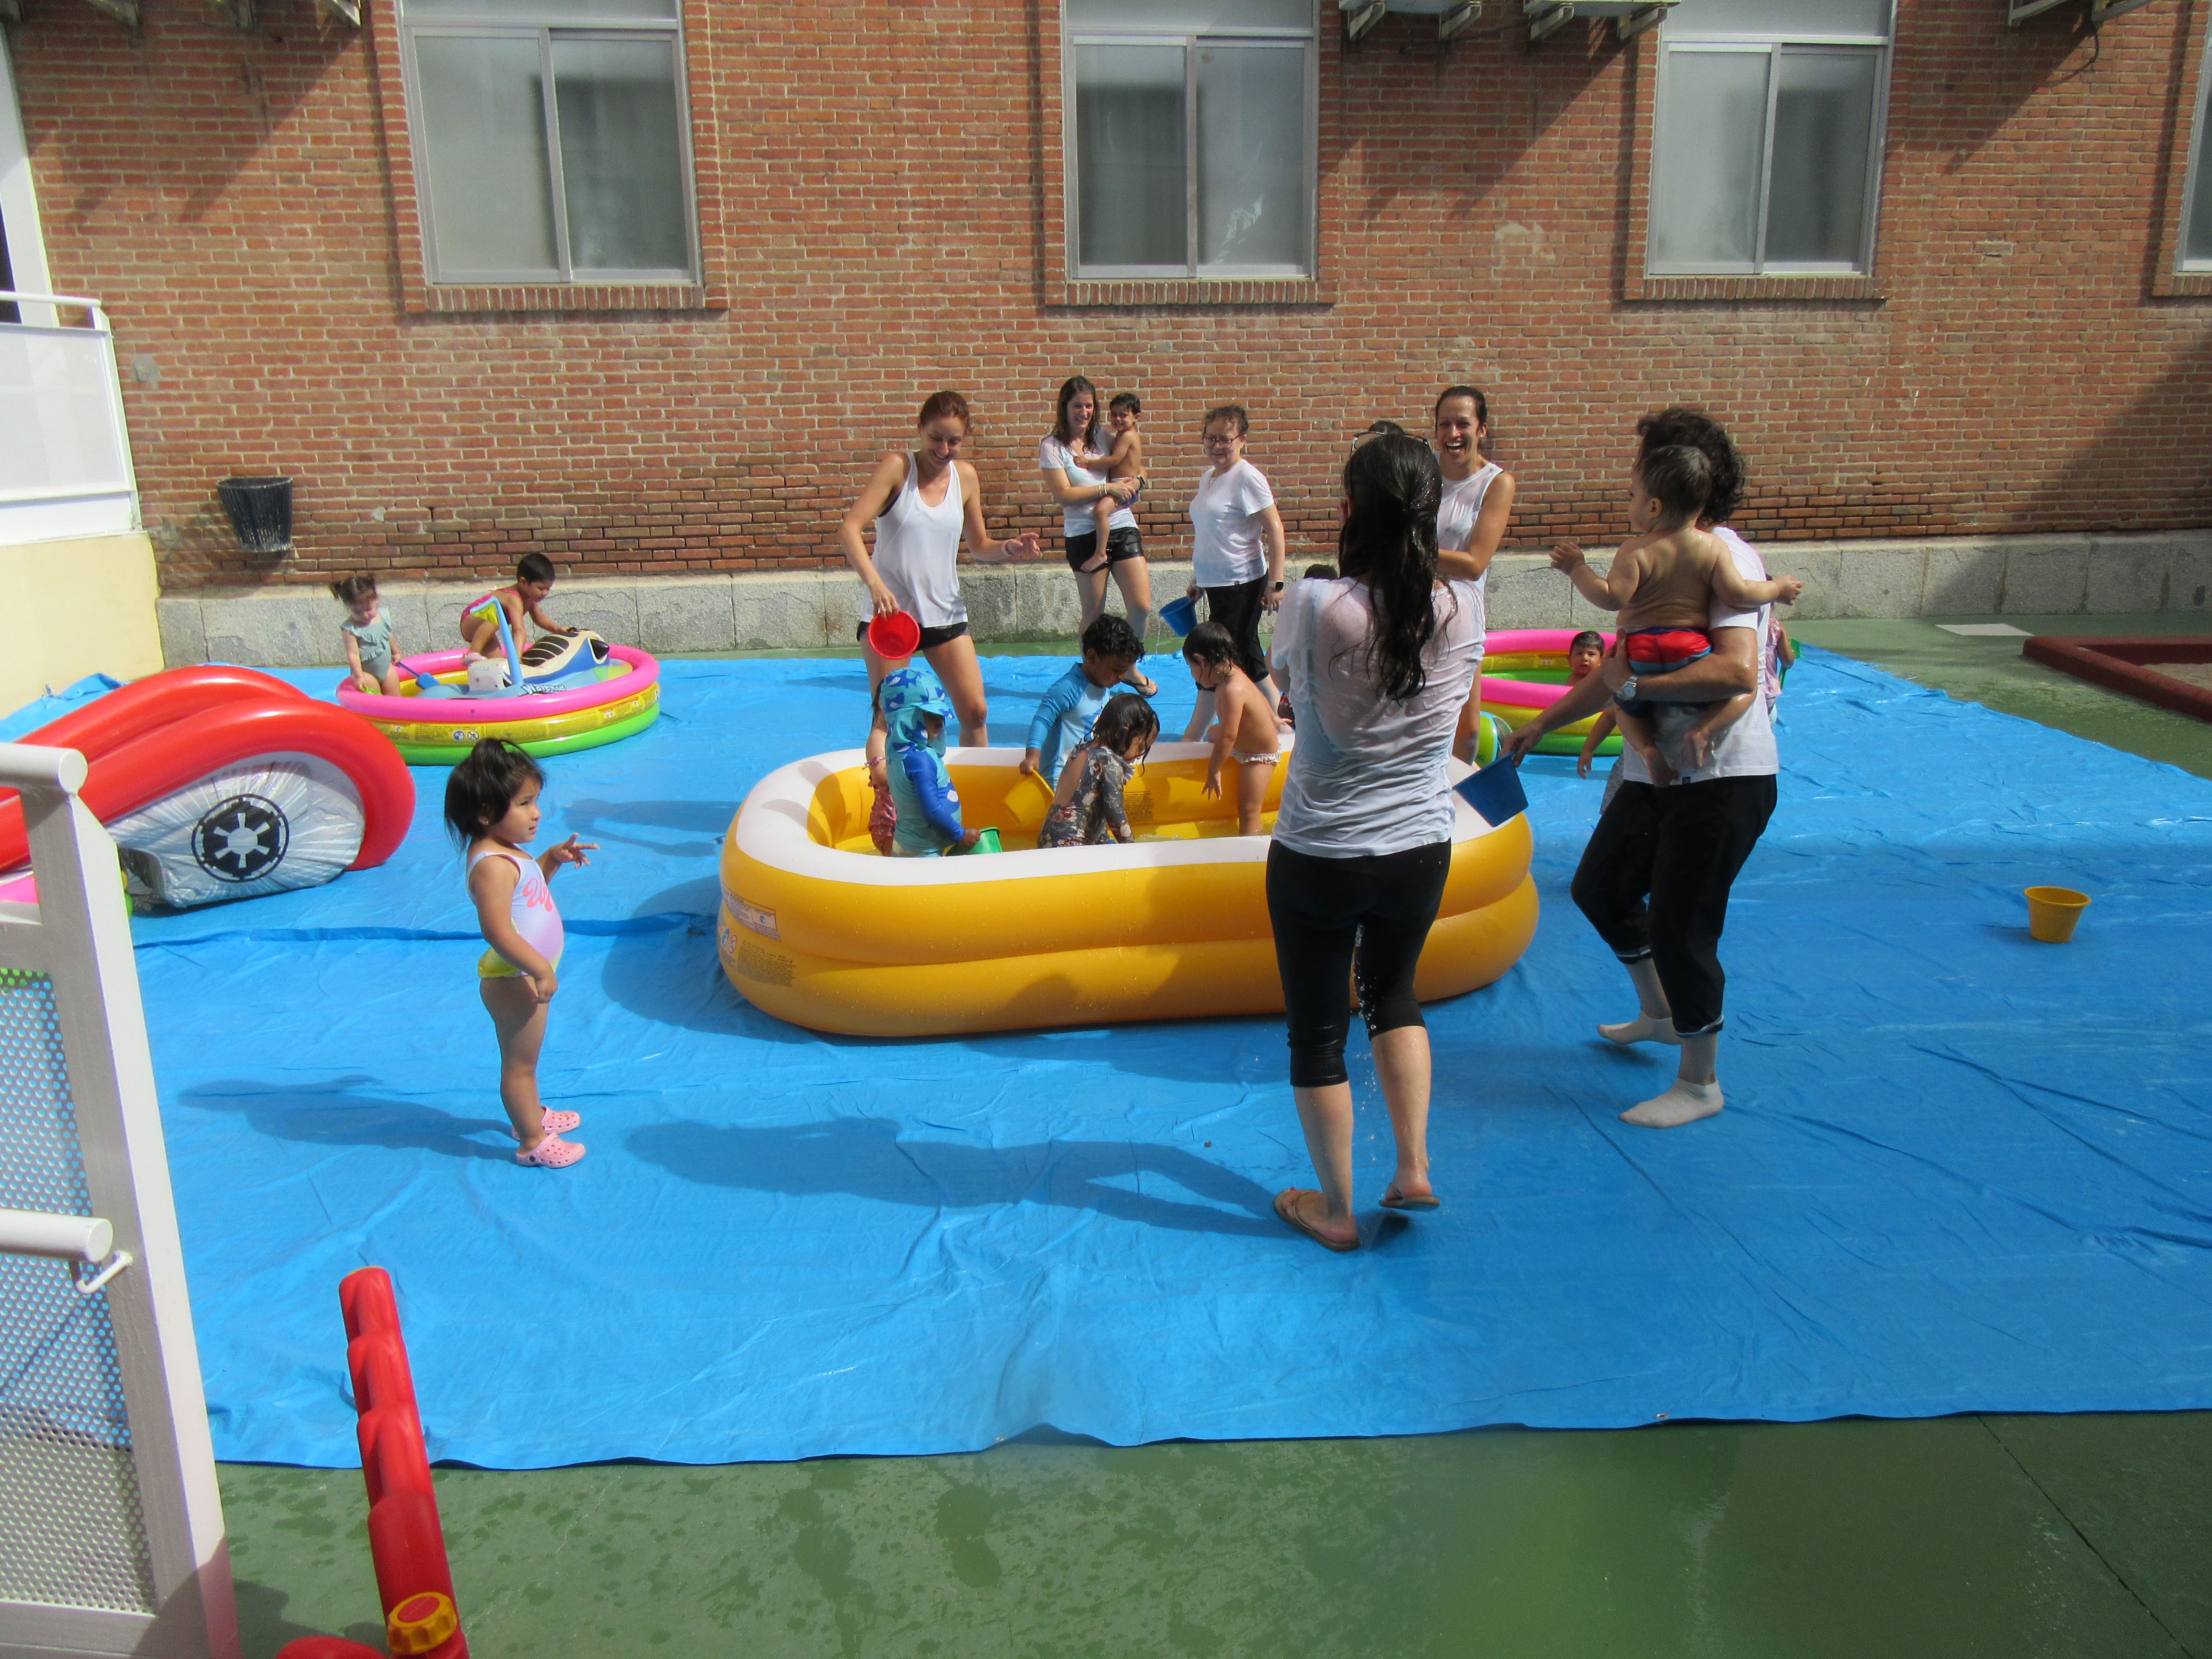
left=1182, top=404, right=1287, bottom=741
left=839, top=390, right=1041, bottom=751
left=1037, top=375, right=1157, bottom=695
left=1265, top=427, right=1483, bottom=1254
left=1498, top=409, right=1779, bottom=1134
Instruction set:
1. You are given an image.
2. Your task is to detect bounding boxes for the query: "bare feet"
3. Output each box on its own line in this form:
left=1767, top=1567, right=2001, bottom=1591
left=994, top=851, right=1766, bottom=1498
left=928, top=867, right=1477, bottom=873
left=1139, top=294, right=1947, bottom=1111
left=1079, top=550, right=1109, bottom=573
left=1639, top=744, right=1676, bottom=787
left=1684, top=727, right=1716, bottom=769
left=1275, top=1187, right=1359, bottom=1252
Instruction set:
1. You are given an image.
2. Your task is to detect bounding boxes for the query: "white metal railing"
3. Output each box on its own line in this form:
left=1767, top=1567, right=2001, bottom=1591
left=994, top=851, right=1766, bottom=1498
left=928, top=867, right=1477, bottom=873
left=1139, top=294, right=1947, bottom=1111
left=0, top=742, right=239, bottom=1659
left=0, top=291, right=141, bottom=544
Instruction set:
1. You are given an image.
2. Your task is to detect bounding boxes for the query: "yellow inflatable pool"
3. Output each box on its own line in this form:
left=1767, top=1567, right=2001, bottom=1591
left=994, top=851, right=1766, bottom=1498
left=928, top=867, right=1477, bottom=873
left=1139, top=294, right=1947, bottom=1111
left=718, top=742, right=1538, bottom=1037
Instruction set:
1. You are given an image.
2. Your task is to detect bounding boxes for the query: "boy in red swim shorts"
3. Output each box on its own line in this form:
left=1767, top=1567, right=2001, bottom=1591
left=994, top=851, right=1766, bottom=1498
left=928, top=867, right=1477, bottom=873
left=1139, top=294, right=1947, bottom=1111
left=1551, top=445, right=1802, bottom=785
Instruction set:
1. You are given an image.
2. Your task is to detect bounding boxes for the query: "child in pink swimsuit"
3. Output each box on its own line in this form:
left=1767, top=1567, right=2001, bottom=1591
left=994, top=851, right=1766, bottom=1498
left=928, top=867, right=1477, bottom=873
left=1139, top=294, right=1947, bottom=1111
left=446, top=739, right=598, bottom=1168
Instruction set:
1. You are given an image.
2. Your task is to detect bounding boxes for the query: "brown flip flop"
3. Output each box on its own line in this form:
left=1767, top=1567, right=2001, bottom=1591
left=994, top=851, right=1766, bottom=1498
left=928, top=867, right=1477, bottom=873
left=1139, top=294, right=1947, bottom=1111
left=1379, top=1185, right=1440, bottom=1212
left=1275, top=1188, right=1359, bottom=1252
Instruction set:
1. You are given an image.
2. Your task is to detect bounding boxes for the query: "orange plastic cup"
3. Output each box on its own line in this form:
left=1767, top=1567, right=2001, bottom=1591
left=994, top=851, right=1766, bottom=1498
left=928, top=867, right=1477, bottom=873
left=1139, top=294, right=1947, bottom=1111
left=2024, top=885, right=2090, bottom=943
left=867, top=611, right=921, bottom=663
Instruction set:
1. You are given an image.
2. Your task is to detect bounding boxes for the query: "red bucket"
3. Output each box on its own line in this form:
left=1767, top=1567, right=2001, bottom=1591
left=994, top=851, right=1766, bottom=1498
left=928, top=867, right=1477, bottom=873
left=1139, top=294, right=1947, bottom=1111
left=867, top=612, right=921, bottom=663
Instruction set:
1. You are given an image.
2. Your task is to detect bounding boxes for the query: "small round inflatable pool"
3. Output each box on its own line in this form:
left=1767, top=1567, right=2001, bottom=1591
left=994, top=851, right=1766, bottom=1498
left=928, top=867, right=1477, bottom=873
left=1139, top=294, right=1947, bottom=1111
left=337, top=643, right=661, bottom=764
left=1481, top=628, right=1624, bottom=758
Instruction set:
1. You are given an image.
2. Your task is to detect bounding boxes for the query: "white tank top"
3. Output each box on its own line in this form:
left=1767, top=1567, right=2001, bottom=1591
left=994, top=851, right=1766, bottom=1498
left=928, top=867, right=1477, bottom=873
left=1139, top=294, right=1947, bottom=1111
left=871, top=455, right=967, bottom=629
left=1437, top=460, right=1501, bottom=654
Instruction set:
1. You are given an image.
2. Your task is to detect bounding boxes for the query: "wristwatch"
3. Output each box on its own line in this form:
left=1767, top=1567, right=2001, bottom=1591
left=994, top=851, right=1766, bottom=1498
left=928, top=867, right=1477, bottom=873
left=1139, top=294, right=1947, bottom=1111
left=1270, top=580, right=1285, bottom=591
left=1617, top=675, right=1639, bottom=702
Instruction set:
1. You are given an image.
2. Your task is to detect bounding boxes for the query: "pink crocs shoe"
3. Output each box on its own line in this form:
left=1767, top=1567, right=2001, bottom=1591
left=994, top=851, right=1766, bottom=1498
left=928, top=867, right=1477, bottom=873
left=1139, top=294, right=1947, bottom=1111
left=515, top=1133, right=585, bottom=1169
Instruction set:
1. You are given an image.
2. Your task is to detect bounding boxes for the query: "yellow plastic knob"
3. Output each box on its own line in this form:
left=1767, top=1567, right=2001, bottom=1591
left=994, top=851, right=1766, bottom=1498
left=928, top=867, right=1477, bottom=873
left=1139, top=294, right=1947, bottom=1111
left=386, top=1590, right=458, bottom=1654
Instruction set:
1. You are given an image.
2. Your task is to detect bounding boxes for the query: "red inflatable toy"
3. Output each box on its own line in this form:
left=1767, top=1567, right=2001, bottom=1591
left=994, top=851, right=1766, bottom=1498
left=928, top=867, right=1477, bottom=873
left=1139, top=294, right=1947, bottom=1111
left=0, top=665, right=413, bottom=909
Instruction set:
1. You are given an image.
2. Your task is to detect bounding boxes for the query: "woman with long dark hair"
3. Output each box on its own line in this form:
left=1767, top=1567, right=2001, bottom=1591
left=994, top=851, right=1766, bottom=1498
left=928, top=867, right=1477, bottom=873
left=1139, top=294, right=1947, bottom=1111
left=1500, top=408, right=1781, bottom=1131
left=1264, top=425, right=1485, bottom=1252
left=1038, top=376, right=1157, bottom=694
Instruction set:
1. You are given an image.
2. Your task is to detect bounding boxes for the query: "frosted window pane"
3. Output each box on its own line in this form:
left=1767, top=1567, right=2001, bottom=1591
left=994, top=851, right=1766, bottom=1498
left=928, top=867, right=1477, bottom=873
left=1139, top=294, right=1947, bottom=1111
left=1665, top=0, right=1889, bottom=35
left=1066, top=0, right=1311, bottom=28
left=416, top=34, right=559, bottom=276
left=1651, top=49, right=1768, bottom=268
left=2189, top=81, right=2212, bottom=265
left=552, top=37, right=690, bottom=272
left=1195, top=43, right=1306, bottom=270
left=407, top=0, right=677, bottom=19
left=1075, top=46, right=1187, bottom=268
left=1765, top=48, right=1876, bottom=265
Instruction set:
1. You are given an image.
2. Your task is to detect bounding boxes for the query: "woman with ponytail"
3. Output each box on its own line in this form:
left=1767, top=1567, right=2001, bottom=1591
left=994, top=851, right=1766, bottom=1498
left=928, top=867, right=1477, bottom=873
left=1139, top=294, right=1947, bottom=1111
left=1264, top=424, right=1486, bottom=1253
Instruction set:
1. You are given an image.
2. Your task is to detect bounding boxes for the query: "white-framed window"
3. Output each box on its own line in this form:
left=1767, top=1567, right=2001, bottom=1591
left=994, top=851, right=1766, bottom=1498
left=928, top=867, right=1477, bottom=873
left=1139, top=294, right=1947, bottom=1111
left=2179, top=25, right=2212, bottom=270
left=1648, top=0, right=1895, bottom=276
left=1063, top=0, right=1318, bottom=281
left=398, top=0, right=699, bottom=285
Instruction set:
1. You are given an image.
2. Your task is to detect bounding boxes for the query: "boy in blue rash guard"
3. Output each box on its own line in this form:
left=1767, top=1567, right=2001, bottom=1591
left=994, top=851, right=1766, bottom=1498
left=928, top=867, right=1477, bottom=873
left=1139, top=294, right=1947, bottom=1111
left=1019, top=614, right=1145, bottom=789
left=881, top=664, right=984, bottom=857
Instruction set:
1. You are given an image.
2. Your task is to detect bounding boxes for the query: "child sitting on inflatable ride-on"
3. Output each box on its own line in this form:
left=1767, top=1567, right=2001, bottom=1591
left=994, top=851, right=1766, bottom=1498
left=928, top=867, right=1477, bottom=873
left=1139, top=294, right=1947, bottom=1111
left=1548, top=445, right=1801, bottom=784
left=462, top=552, right=568, bottom=659
left=881, top=664, right=986, bottom=858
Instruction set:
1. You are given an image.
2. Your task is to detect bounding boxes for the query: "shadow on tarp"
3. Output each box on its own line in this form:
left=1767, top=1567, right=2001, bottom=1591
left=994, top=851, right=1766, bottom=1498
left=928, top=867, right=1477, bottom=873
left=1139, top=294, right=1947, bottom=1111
left=628, top=1116, right=1282, bottom=1238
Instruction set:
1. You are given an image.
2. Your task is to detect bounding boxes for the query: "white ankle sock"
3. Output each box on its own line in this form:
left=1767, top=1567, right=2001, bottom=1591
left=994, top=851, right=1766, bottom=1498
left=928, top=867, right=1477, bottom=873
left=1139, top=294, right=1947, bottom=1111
left=1598, top=1013, right=1680, bottom=1046
left=1621, top=1079, right=1723, bottom=1129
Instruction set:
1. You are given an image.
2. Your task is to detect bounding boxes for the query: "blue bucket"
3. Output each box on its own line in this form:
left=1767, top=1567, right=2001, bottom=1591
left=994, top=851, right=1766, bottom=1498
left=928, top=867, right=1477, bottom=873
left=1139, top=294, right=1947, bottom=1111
left=1160, top=594, right=1201, bottom=637
left=1455, top=760, right=1528, bottom=825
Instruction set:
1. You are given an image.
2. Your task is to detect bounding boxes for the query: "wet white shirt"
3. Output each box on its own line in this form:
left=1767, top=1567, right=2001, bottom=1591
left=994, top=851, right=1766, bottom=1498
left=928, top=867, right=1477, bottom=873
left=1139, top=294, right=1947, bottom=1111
left=1272, top=577, right=1485, bottom=857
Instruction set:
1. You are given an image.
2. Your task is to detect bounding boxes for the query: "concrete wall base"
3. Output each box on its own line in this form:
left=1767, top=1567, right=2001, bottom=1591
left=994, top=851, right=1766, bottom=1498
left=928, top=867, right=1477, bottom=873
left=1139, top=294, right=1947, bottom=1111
left=0, top=532, right=165, bottom=709
left=155, top=530, right=2212, bottom=670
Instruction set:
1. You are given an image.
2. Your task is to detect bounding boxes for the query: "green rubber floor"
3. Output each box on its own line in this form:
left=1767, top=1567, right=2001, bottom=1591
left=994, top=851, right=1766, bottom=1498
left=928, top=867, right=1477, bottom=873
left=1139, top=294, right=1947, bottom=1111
left=218, top=614, right=2212, bottom=1659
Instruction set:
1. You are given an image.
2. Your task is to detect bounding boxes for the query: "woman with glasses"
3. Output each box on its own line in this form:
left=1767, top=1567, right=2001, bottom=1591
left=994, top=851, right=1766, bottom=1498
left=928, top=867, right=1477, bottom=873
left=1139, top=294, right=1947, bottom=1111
left=1181, top=404, right=1288, bottom=742
left=1265, top=426, right=1483, bottom=1253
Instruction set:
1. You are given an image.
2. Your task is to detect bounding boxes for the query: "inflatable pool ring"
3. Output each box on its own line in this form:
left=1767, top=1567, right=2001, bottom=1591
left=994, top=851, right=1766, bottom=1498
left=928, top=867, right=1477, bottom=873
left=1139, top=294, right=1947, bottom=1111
left=0, top=665, right=414, bottom=910
left=1481, top=628, right=1626, bottom=758
left=336, top=643, right=660, bottom=764
left=719, top=742, right=1538, bottom=1038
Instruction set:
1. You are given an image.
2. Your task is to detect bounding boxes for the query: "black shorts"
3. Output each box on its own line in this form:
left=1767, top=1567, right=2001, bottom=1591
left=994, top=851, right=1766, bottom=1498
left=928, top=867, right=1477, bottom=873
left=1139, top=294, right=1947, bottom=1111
left=855, top=619, right=970, bottom=651
left=1065, top=526, right=1146, bottom=572
left=1200, top=576, right=1273, bottom=684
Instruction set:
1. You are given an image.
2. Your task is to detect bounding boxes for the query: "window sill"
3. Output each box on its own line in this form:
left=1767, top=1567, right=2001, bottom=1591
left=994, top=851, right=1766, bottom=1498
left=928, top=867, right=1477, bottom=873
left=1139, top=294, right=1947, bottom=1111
left=1045, top=277, right=1333, bottom=309
left=1626, top=272, right=1884, bottom=303
left=406, top=282, right=725, bottom=316
left=2153, top=270, right=2212, bottom=298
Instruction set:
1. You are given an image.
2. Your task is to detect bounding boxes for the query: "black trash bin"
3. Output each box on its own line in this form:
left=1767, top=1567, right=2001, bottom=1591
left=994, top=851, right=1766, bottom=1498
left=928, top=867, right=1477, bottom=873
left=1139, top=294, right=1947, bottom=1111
left=218, top=475, right=294, bottom=555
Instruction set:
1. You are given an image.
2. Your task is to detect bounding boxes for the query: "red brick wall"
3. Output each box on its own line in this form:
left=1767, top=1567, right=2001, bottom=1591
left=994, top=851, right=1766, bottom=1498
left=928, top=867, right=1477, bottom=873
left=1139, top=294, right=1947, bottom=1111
left=9, top=0, right=2211, bottom=590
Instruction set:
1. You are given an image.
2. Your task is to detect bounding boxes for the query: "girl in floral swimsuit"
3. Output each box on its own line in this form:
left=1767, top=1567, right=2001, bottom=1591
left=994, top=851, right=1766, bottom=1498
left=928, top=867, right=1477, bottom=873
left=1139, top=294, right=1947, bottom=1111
left=1038, top=694, right=1159, bottom=849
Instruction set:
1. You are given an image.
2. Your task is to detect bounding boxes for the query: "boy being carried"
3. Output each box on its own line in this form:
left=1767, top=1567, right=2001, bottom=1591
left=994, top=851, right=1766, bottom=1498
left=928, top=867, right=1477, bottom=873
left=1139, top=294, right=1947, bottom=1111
left=1551, top=446, right=1802, bottom=784
left=1022, top=614, right=1147, bottom=790
left=1069, top=393, right=1147, bottom=573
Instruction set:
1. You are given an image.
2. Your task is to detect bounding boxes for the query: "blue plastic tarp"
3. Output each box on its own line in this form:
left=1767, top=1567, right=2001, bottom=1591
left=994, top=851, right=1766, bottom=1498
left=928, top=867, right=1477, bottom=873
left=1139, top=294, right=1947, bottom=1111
left=104, top=650, right=2212, bottom=1467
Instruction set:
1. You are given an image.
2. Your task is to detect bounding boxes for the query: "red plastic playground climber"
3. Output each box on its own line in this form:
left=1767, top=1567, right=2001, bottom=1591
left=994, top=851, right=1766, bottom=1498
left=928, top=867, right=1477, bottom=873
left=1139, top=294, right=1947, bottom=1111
left=276, top=1268, right=469, bottom=1659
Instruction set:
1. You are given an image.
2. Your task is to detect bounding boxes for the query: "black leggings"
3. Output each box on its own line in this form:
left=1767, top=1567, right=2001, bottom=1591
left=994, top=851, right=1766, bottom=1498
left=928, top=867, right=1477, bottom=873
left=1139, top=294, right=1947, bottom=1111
left=1569, top=774, right=1777, bottom=1037
left=1202, top=576, right=1272, bottom=685
left=1266, top=840, right=1452, bottom=1089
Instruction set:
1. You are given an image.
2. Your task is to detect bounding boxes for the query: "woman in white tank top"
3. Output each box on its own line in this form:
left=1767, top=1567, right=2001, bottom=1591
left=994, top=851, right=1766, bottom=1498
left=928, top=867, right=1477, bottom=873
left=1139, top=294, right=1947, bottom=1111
left=1432, top=384, right=1517, bottom=759
left=838, top=390, right=1042, bottom=752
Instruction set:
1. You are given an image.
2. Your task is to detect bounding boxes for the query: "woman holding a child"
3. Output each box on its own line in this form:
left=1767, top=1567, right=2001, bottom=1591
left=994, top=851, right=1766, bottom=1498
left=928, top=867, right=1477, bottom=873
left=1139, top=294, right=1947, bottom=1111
left=1500, top=407, right=1784, bottom=1133
left=1038, top=377, right=1158, bottom=694
left=1267, top=425, right=1484, bottom=1253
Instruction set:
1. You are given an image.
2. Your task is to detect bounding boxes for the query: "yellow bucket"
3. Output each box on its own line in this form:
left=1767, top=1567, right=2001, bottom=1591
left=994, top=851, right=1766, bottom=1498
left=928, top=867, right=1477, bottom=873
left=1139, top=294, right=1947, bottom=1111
left=1002, top=769, right=1057, bottom=829
left=2024, top=885, right=2091, bottom=943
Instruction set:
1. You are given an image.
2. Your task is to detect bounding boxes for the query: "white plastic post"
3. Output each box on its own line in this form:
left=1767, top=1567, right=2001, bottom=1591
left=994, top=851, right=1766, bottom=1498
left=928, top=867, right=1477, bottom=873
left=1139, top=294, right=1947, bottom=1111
left=0, top=742, right=239, bottom=1659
